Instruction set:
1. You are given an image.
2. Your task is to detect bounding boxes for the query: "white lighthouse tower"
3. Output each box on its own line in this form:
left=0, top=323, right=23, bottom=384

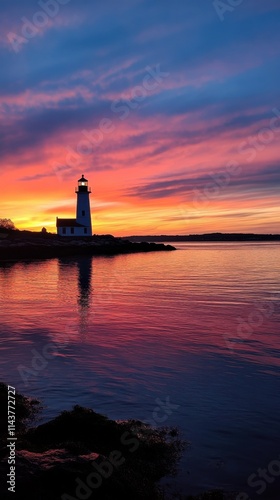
left=56, top=175, right=92, bottom=236
left=75, top=175, right=92, bottom=235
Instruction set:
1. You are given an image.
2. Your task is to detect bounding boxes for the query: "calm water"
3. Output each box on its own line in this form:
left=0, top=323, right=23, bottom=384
left=1, top=243, right=280, bottom=498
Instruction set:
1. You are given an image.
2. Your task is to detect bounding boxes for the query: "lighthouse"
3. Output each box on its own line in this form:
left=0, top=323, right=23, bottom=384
left=56, top=175, right=92, bottom=236
left=76, top=175, right=92, bottom=234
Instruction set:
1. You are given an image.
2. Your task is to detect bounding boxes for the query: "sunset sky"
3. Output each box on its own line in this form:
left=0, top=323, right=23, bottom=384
left=1, top=0, right=280, bottom=235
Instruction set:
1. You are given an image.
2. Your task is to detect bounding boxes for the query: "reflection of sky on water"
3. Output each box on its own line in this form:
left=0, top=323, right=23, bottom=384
left=0, top=243, right=280, bottom=497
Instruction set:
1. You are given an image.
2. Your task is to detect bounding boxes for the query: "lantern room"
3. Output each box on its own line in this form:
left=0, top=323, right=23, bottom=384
left=76, top=175, right=91, bottom=193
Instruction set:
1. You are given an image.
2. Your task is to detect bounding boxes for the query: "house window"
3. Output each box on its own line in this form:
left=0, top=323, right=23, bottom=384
left=62, top=228, right=66, bottom=235
left=82, top=210, right=85, bottom=216
left=71, top=228, right=74, bottom=234
left=84, top=228, right=87, bottom=234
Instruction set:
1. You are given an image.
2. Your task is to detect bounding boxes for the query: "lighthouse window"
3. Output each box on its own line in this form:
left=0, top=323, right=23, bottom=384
left=82, top=210, right=85, bottom=216
left=71, top=228, right=74, bottom=234
left=62, top=228, right=66, bottom=235
left=84, top=228, right=88, bottom=234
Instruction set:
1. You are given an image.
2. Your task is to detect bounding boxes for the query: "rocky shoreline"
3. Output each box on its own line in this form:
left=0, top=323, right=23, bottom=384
left=0, top=231, right=176, bottom=262
left=0, top=383, right=237, bottom=500
left=0, top=383, right=184, bottom=500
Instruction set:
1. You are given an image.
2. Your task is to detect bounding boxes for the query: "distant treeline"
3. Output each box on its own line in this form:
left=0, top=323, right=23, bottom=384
left=122, top=233, right=280, bottom=242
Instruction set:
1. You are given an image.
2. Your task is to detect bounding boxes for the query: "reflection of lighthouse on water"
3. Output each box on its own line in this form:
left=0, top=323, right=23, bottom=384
left=57, top=257, right=93, bottom=340
left=77, top=257, right=93, bottom=336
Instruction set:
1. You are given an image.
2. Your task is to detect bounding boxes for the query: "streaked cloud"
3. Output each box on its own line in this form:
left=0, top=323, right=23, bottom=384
left=0, top=0, right=279, bottom=234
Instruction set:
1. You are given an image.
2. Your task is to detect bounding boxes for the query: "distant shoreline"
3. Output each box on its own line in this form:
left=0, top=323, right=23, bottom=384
left=121, top=233, right=280, bottom=242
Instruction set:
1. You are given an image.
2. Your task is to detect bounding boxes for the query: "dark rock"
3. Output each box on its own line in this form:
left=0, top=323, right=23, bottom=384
left=0, top=384, right=183, bottom=500
left=0, top=232, right=176, bottom=261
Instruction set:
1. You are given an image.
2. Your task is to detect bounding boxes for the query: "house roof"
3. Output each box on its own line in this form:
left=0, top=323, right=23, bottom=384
left=56, top=218, right=85, bottom=228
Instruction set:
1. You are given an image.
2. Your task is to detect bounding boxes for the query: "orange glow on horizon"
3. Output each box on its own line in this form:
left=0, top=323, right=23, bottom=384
left=1, top=108, right=280, bottom=236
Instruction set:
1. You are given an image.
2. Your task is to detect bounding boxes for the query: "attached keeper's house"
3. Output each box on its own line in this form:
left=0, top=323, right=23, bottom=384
left=56, top=175, right=92, bottom=237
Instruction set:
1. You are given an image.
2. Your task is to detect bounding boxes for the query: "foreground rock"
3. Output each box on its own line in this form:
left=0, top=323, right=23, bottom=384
left=0, top=384, right=236, bottom=499
left=0, top=231, right=176, bottom=261
left=0, top=383, right=183, bottom=500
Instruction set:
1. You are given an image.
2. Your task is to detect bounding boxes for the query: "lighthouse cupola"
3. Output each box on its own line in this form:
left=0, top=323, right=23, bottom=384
left=77, top=174, right=91, bottom=193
